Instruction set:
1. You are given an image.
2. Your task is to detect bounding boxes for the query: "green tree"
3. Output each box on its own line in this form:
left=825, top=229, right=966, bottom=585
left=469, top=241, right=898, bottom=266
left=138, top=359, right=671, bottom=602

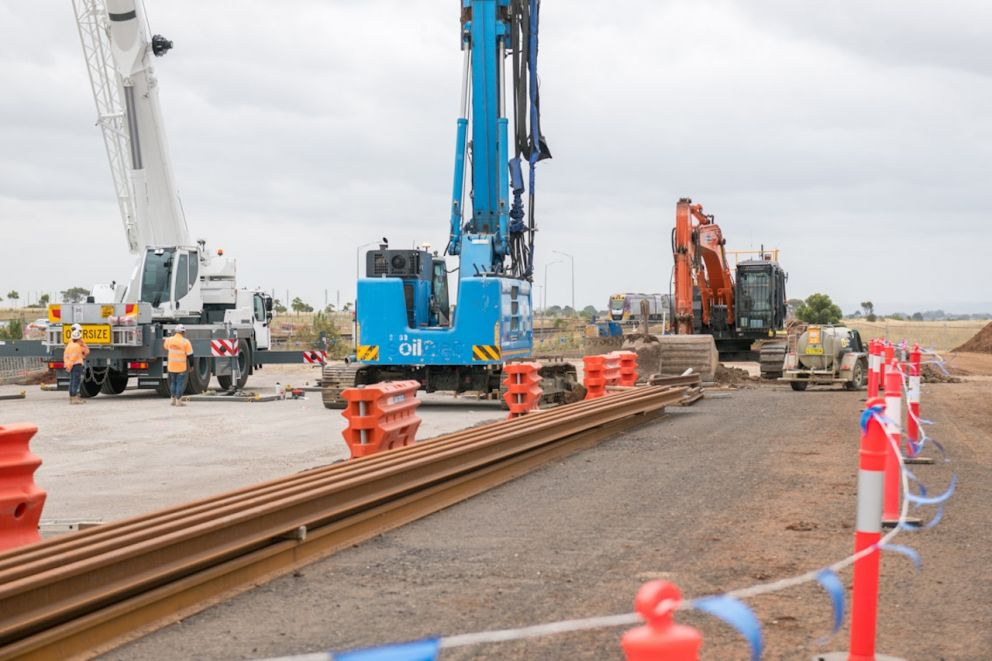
left=6, top=291, right=19, bottom=304
left=0, top=318, right=23, bottom=341
left=581, top=305, right=598, bottom=319
left=860, top=300, right=876, bottom=322
left=273, top=299, right=288, bottom=314
left=37, top=293, right=50, bottom=307
left=796, top=293, right=843, bottom=324
left=291, top=297, right=313, bottom=314
left=911, top=312, right=923, bottom=321
left=61, top=287, right=91, bottom=303
left=547, top=305, right=562, bottom=316
left=342, top=301, right=353, bottom=312
left=786, top=298, right=804, bottom=318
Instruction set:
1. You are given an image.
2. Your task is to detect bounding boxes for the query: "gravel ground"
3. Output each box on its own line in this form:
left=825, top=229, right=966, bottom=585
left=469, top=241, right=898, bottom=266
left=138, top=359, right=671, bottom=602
left=109, top=379, right=992, bottom=660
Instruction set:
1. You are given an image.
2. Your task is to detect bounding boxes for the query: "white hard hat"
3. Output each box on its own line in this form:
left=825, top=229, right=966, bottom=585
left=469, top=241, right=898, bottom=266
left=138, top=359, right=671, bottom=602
left=175, top=324, right=187, bottom=333
left=71, top=323, right=82, bottom=332
left=71, top=329, right=82, bottom=340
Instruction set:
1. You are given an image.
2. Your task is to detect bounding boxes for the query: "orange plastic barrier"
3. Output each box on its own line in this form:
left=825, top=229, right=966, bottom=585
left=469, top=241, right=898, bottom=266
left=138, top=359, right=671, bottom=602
left=615, top=350, right=638, bottom=387
left=502, top=362, right=543, bottom=419
left=583, top=355, right=607, bottom=400
left=340, top=381, right=422, bottom=459
left=0, top=423, right=46, bottom=551
left=603, top=352, right=622, bottom=388
left=621, top=580, right=702, bottom=660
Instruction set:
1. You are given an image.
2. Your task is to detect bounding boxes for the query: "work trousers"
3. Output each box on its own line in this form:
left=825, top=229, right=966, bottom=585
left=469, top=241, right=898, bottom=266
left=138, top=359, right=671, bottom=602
left=68, top=364, right=84, bottom=397
left=169, top=371, right=187, bottom=398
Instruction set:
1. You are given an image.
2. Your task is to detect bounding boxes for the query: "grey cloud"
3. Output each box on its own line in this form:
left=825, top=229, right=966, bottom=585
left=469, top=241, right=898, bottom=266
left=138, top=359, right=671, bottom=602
left=0, top=1, right=989, bottom=315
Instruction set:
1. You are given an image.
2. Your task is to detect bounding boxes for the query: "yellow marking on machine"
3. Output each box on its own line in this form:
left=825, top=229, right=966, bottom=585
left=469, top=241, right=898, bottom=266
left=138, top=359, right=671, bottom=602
left=356, top=345, right=379, bottom=361
left=63, top=324, right=111, bottom=345
left=472, top=344, right=501, bottom=361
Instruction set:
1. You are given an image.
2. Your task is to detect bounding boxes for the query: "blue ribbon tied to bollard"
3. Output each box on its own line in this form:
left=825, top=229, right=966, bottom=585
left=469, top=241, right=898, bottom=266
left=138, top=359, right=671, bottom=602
left=692, top=595, right=763, bottom=661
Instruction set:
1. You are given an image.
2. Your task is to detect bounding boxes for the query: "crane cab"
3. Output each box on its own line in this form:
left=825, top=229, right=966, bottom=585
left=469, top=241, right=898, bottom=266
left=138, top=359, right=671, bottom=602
left=136, top=246, right=203, bottom=318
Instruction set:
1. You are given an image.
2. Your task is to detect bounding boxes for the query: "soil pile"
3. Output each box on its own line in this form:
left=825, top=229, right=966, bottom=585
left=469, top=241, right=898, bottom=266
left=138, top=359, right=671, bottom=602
left=621, top=333, right=662, bottom=382
left=714, top=363, right=752, bottom=386
left=922, top=363, right=961, bottom=384
left=952, top=321, right=992, bottom=353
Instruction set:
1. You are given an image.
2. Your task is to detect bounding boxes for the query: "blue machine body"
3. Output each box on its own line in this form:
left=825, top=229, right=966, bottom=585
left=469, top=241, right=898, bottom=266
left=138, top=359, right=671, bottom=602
left=356, top=0, right=545, bottom=371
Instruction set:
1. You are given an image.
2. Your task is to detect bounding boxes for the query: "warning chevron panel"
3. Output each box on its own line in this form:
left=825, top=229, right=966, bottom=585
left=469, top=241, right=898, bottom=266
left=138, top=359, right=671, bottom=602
left=356, top=345, right=379, bottom=361
left=472, top=344, right=501, bottom=361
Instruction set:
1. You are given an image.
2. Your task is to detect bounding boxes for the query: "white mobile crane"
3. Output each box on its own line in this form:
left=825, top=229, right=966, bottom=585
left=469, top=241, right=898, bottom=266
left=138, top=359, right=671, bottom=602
left=39, top=0, right=283, bottom=397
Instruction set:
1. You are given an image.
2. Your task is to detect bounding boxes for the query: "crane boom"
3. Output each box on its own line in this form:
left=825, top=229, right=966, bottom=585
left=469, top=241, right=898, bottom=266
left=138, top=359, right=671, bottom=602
left=72, top=0, right=190, bottom=255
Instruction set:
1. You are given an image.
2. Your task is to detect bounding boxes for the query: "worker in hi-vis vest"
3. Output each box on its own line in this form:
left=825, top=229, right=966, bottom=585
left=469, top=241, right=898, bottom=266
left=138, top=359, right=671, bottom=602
left=63, top=327, right=90, bottom=405
left=163, top=325, right=194, bottom=406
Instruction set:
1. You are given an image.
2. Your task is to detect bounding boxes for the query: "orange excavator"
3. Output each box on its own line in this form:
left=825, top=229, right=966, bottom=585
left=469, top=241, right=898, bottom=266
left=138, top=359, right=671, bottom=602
left=670, top=197, right=788, bottom=372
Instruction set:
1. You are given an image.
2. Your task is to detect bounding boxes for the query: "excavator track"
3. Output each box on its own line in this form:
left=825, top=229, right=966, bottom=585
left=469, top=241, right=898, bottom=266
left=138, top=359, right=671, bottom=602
left=321, top=364, right=363, bottom=409
left=758, top=341, right=787, bottom=380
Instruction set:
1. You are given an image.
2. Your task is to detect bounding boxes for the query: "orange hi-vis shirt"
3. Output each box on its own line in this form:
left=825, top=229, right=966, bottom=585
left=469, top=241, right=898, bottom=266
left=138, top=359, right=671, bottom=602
left=163, top=335, right=194, bottom=373
left=63, top=341, right=88, bottom=370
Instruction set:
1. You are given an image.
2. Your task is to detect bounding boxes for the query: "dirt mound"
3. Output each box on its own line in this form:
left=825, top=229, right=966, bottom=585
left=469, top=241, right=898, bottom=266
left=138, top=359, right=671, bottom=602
left=715, top=363, right=752, bottom=386
left=953, top=321, right=992, bottom=353
left=921, top=363, right=961, bottom=384
left=621, top=333, right=662, bottom=381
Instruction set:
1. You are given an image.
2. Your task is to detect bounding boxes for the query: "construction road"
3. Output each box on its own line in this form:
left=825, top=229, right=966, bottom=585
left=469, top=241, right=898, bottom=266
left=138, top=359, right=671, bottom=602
left=105, top=380, right=992, bottom=660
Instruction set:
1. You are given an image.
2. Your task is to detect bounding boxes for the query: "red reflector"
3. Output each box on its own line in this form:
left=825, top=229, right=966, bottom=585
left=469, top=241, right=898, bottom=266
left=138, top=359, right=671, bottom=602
left=48, top=362, right=65, bottom=370
left=128, top=361, right=149, bottom=370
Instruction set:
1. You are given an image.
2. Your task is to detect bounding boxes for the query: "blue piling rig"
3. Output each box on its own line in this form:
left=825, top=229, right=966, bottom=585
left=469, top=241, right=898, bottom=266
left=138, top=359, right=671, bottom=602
left=328, top=0, right=578, bottom=404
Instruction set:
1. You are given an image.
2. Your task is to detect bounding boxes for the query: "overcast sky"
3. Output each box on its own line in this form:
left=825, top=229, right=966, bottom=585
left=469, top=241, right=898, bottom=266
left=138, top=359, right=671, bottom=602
left=1, top=1, right=989, bottom=314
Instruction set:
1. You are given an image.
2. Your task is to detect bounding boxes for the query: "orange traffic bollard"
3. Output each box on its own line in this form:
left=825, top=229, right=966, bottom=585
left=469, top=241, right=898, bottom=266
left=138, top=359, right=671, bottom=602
left=881, top=361, right=902, bottom=527
left=340, top=381, right=422, bottom=459
left=847, top=398, right=888, bottom=660
left=906, top=344, right=922, bottom=454
left=0, top=423, right=46, bottom=552
left=621, top=580, right=702, bottom=661
left=502, top=362, right=543, bottom=419
left=616, top=351, right=638, bottom=387
left=583, top=355, right=607, bottom=400
left=867, top=339, right=880, bottom=399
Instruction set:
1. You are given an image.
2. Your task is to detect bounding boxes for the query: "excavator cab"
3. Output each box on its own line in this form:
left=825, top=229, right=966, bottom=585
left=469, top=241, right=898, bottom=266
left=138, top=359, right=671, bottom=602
left=734, top=259, right=787, bottom=336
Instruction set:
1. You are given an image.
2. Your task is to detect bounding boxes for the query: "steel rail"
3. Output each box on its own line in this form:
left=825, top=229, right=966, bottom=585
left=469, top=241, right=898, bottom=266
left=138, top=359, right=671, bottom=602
left=0, top=387, right=676, bottom=573
left=0, top=387, right=684, bottom=659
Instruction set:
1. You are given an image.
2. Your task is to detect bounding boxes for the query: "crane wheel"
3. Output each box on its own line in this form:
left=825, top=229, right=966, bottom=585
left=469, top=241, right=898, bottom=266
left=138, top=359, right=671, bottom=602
left=185, top=356, right=212, bottom=395
left=100, top=368, right=128, bottom=395
left=790, top=381, right=808, bottom=391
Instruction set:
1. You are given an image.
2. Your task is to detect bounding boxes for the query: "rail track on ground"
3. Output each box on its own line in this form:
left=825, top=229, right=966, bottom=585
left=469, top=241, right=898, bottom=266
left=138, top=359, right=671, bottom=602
left=0, top=385, right=687, bottom=660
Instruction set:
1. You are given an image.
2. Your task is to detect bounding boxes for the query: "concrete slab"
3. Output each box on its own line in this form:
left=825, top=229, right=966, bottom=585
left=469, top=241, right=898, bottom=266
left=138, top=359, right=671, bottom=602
left=0, top=365, right=505, bottom=523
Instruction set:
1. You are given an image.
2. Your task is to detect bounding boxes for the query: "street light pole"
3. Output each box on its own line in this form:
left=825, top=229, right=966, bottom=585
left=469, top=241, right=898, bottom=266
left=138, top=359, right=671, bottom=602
left=543, top=260, right=562, bottom=322
left=552, top=250, right=575, bottom=315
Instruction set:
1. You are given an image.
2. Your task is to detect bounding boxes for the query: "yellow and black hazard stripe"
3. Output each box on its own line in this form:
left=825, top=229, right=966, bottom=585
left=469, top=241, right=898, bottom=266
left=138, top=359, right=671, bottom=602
left=472, top=344, right=501, bottom=361
left=356, top=345, right=379, bottom=361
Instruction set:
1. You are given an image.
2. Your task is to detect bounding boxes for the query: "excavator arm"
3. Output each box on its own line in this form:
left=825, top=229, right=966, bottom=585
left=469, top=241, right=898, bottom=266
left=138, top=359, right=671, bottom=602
left=672, top=198, right=735, bottom=334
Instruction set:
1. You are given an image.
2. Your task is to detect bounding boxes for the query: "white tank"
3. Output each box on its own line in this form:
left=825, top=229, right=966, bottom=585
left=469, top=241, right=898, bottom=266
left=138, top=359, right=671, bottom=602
left=796, top=325, right=852, bottom=370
